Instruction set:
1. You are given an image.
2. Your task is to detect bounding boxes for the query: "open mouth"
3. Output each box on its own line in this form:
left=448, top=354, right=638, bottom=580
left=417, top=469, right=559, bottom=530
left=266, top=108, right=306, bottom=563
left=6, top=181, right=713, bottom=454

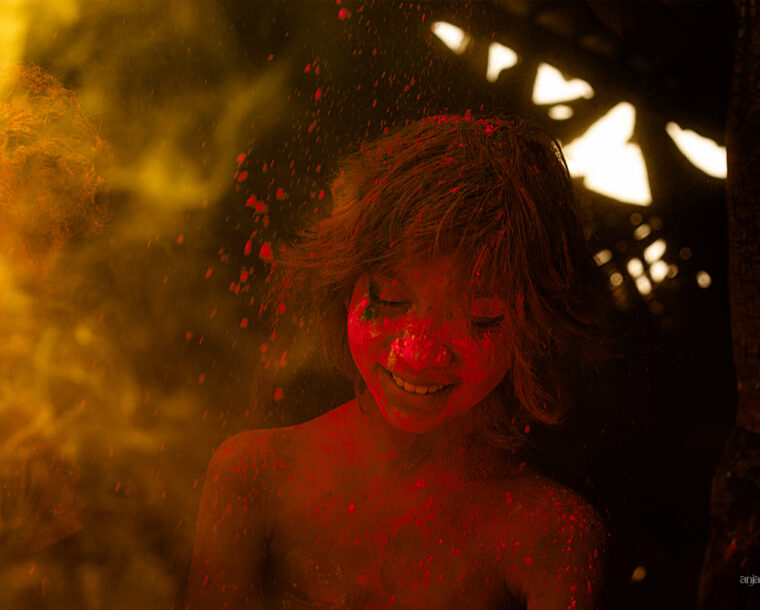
left=380, top=365, right=454, bottom=396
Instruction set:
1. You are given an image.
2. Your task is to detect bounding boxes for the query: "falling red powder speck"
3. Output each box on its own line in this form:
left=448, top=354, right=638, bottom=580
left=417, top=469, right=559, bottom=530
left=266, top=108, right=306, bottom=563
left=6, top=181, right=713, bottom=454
left=240, top=318, right=249, bottom=328
left=244, top=240, right=252, bottom=255
left=348, top=503, right=356, bottom=514
left=205, top=267, right=213, bottom=278
left=198, top=373, right=206, bottom=384
left=240, top=270, right=249, bottom=282
left=274, top=387, right=284, bottom=401
left=185, top=331, right=193, bottom=341
left=236, top=153, right=246, bottom=165
left=338, top=7, right=350, bottom=19
left=237, top=171, right=249, bottom=182
left=314, top=88, right=322, bottom=101
left=277, top=302, right=286, bottom=315
left=276, top=187, right=287, bottom=200
left=176, top=233, right=184, bottom=245
left=724, top=541, right=737, bottom=560
left=259, top=242, right=273, bottom=261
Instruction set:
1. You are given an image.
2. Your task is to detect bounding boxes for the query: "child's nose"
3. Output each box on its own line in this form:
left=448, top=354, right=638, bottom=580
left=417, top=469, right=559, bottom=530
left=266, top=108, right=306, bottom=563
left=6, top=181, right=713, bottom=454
left=391, top=328, right=454, bottom=370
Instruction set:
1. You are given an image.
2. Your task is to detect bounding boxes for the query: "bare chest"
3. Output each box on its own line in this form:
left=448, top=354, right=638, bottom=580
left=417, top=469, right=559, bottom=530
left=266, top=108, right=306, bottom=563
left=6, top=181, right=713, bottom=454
left=268, top=473, right=518, bottom=609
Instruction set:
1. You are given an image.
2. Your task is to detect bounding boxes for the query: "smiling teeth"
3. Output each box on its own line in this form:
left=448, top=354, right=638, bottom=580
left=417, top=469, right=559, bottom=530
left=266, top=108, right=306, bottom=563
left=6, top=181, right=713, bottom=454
left=391, top=373, right=445, bottom=395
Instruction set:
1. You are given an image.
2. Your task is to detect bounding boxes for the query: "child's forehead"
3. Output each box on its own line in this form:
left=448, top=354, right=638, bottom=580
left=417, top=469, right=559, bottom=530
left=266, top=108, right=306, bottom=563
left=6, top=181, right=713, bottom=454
left=371, top=254, right=502, bottom=298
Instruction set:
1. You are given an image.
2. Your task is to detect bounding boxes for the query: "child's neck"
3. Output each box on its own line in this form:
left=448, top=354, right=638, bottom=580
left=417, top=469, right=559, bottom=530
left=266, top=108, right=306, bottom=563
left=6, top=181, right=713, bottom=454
left=349, top=391, right=486, bottom=481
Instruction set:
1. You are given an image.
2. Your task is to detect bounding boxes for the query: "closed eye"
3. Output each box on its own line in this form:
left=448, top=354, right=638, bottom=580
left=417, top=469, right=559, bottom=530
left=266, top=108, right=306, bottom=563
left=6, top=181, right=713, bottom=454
left=471, top=315, right=504, bottom=331
left=368, top=282, right=409, bottom=308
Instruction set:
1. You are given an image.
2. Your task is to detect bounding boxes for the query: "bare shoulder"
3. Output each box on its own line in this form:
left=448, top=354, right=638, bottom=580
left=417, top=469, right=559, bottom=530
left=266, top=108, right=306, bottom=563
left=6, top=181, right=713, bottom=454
left=496, top=468, right=607, bottom=609
left=521, top=470, right=606, bottom=542
left=203, top=428, right=283, bottom=488
left=185, top=427, right=296, bottom=609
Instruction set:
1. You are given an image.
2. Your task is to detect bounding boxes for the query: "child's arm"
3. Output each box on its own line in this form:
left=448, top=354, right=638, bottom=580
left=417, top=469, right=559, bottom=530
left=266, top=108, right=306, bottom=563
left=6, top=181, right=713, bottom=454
left=504, top=485, right=607, bottom=610
left=184, top=432, right=274, bottom=610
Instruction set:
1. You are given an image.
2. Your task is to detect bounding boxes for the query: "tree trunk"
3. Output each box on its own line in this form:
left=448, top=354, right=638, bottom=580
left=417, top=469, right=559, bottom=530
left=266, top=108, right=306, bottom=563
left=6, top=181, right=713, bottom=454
left=698, top=1, right=760, bottom=608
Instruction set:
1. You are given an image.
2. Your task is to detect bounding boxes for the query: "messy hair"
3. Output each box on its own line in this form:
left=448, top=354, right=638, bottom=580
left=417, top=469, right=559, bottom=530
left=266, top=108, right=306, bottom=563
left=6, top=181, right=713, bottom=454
left=274, top=114, right=606, bottom=450
left=0, top=64, right=110, bottom=266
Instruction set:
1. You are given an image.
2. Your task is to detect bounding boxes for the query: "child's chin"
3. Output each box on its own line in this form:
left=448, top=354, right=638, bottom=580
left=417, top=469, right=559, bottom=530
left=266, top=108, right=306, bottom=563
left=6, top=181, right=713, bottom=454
left=377, top=401, right=444, bottom=434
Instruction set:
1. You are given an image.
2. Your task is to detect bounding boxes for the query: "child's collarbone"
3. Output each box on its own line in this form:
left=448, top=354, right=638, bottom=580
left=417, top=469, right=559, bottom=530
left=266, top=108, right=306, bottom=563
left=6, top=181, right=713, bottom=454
left=270, top=468, right=518, bottom=608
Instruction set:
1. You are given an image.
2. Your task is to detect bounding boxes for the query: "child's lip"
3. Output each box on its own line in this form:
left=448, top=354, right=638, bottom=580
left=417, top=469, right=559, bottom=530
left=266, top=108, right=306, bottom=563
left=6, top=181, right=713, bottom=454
left=379, top=364, right=458, bottom=388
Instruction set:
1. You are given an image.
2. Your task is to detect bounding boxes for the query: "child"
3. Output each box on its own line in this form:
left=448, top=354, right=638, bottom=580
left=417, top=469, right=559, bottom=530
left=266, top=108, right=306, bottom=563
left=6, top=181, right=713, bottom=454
left=186, top=115, right=607, bottom=609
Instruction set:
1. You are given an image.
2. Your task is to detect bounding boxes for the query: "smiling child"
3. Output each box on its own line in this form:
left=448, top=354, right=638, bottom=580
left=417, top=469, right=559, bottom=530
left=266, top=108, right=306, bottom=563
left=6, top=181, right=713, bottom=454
left=186, top=114, right=607, bottom=609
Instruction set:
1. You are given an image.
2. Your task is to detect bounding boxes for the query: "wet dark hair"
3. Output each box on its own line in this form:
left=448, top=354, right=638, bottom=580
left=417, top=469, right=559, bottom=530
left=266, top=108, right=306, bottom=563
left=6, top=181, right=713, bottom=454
left=273, top=114, right=606, bottom=450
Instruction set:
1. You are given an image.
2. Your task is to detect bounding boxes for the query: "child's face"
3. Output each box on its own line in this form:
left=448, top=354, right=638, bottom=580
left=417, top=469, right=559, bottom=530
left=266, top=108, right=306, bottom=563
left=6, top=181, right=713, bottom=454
left=347, top=255, right=511, bottom=434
